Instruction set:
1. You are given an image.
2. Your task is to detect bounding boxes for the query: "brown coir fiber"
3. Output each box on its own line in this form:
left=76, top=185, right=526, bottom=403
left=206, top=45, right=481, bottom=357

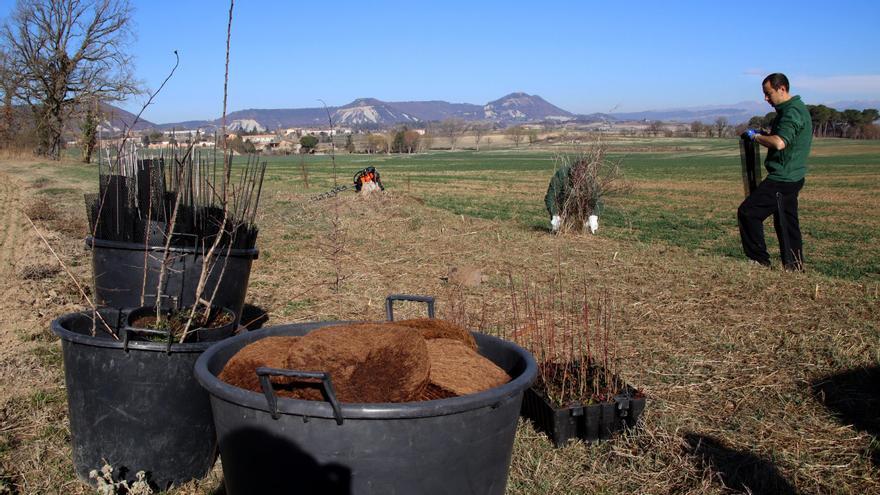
left=220, top=323, right=430, bottom=403
left=393, top=318, right=477, bottom=349
left=218, top=336, right=302, bottom=395
left=421, top=338, right=510, bottom=401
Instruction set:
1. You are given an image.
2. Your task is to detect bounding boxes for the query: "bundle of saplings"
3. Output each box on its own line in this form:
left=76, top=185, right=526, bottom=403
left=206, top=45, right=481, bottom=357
left=85, top=146, right=266, bottom=250
left=220, top=319, right=510, bottom=403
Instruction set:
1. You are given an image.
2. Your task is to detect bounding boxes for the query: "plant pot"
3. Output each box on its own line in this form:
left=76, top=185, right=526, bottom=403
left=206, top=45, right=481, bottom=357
left=193, top=321, right=538, bottom=495
left=51, top=308, right=219, bottom=491
left=124, top=305, right=237, bottom=344
left=521, top=384, right=646, bottom=447
left=85, top=236, right=258, bottom=326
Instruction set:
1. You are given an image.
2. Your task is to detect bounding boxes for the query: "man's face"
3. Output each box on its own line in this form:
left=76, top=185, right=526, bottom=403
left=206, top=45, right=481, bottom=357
left=763, top=82, right=788, bottom=107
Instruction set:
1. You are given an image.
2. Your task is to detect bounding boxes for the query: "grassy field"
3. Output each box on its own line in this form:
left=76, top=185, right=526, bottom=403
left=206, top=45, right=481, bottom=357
left=257, top=137, right=880, bottom=280
left=0, top=137, right=878, bottom=494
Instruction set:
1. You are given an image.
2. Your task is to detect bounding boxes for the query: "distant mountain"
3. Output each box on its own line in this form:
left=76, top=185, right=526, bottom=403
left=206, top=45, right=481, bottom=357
left=610, top=101, right=768, bottom=124
left=93, top=102, right=156, bottom=133
left=824, top=100, right=880, bottom=111
left=386, top=100, right=483, bottom=122
left=573, top=113, right=614, bottom=123
left=609, top=99, right=880, bottom=124
left=155, top=93, right=576, bottom=130
left=160, top=119, right=212, bottom=130
left=81, top=97, right=880, bottom=134
left=333, top=98, right=420, bottom=125
left=218, top=107, right=327, bottom=129
left=483, top=92, right=573, bottom=122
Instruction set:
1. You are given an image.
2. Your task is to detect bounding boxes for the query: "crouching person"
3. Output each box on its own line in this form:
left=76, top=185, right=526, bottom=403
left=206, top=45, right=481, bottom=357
left=354, top=166, right=385, bottom=196
left=544, top=162, right=600, bottom=234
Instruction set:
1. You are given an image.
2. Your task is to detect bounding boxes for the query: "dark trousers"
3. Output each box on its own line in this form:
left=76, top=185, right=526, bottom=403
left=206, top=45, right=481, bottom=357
left=737, top=178, right=804, bottom=268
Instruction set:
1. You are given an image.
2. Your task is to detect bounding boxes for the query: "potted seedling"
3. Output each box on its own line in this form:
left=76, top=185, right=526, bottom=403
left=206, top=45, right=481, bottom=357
left=508, top=275, right=646, bottom=447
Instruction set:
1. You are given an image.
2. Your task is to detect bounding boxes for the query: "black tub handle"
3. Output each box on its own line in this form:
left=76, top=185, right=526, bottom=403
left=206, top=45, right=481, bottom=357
left=385, top=294, right=435, bottom=321
left=255, top=367, right=344, bottom=425
left=122, top=326, right=174, bottom=354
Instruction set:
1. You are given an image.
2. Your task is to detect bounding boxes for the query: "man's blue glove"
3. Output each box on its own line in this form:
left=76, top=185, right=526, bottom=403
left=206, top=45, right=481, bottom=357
left=743, top=129, right=762, bottom=141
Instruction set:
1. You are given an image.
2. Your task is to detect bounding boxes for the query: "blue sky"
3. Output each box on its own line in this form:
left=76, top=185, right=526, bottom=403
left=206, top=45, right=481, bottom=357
left=1, top=0, right=879, bottom=123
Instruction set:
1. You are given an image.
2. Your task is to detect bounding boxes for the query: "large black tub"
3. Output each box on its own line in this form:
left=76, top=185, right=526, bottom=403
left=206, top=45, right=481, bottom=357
left=52, top=309, right=219, bottom=490
left=86, top=236, right=258, bottom=325
left=194, top=322, right=537, bottom=495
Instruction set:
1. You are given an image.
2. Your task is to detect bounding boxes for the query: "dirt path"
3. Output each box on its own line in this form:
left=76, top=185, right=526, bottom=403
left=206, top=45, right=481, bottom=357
left=0, top=170, right=34, bottom=360
left=0, top=166, right=85, bottom=493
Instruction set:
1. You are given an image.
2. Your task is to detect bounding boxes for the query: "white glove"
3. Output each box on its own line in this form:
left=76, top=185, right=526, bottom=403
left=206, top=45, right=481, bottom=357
left=587, top=215, right=599, bottom=234
left=550, top=215, right=562, bottom=232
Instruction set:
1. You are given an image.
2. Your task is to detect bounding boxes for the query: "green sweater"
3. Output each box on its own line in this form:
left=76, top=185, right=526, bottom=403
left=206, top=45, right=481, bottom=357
left=544, top=165, right=603, bottom=217
left=765, top=95, right=812, bottom=182
left=544, top=165, right=571, bottom=216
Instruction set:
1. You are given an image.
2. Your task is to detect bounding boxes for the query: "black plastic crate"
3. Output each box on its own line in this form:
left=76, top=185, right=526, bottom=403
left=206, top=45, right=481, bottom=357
left=521, top=386, right=646, bottom=447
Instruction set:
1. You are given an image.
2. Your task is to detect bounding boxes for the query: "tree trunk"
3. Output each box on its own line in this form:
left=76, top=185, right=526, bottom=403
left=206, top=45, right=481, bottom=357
left=35, top=97, right=64, bottom=160
left=0, top=93, right=11, bottom=147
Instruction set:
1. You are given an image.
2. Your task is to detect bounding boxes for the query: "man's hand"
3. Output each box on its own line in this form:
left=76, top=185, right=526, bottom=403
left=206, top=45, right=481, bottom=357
left=550, top=215, right=562, bottom=233
left=742, top=129, right=762, bottom=141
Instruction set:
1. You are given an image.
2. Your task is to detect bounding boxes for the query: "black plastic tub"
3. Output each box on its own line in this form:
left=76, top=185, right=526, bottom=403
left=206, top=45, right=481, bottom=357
left=52, top=308, right=219, bottom=491
left=194, top=322, right=537, bottom=495
left=521, top=386, right=646, bottom=447
left=85, top=236, right=258, bottom=325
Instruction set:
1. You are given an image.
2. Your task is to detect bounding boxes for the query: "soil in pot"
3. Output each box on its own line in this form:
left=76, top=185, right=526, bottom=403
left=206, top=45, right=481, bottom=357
left=219, top=319, right=509, bottom=403
left=128, top=306, right=235, bottom=343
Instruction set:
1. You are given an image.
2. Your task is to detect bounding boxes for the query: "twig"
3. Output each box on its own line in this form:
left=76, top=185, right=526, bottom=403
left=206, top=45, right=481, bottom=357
left=181, top=0, right=235, bottom=341
left=24, top=212, right=117, bottom=340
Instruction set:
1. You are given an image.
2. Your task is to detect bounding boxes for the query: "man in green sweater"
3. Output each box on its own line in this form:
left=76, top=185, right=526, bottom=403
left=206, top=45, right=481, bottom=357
left=738, top=73, right=812, bottom=269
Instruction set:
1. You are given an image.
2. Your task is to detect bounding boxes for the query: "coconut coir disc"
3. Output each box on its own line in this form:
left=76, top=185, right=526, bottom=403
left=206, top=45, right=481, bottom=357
left=291, top=323, right=429, bottom=402
left=393, top=318, right=477, bottom=350
left=218, top=336, right=301, bottom=394
left=219, top=324, right=430, bottom=403
left=421, top=338, right=510, bottom=400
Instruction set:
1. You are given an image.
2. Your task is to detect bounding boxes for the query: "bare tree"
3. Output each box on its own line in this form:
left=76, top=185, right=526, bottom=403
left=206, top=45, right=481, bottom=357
left=527, top=129, right=538, bottom=145
left=505, top=125, right=525, bottom=147
left=1, top=0, right=139, bottom=159
left=439, top=118, right=466, bottom=151
left=420, top=131, right=433, bottom=151
left=714, top=117, right=729, bottom=138
left=689, top=120, right=704, bottom=138
left=472, top=122, right=488, bottom=151
left=647, top=120, right=664, bottom=137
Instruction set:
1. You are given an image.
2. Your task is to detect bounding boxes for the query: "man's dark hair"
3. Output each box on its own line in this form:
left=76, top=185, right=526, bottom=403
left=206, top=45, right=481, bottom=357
left=763, top=73, right=790, bottom=92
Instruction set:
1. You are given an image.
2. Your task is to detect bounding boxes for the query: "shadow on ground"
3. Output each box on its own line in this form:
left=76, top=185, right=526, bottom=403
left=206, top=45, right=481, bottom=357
left=239, top=303, right=270, bottom=330
left=811, top=365, right=880, bottom=466
left=682, top=432, right=798, bottom=495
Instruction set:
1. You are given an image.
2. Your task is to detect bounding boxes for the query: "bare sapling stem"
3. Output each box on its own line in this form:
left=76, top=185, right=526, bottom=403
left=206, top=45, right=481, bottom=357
left=25, top=213, right=117, bottom=339
left=154, top=160, right=188, bottom=323
left=139, top=177, right=153, bottom=306
left=180, top=0, right=235, bottom=341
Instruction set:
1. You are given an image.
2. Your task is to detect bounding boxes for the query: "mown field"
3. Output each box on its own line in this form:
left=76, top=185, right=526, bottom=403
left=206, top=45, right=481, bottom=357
left=0, top=137, right=878, bottom=494
left=259, top=137, right=880, bottom=280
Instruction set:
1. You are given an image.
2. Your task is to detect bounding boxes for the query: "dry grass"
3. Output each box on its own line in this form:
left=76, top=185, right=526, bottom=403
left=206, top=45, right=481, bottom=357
left=23, top=198, right=58, bottom=222
left=17, top=263, right=60, bottom=281
left=0, top=151, right=878, bottom=494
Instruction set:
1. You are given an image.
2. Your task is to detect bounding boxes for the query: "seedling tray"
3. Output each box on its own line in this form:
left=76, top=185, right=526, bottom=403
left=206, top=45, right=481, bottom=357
left=521, top=385, right=646, bottom=447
